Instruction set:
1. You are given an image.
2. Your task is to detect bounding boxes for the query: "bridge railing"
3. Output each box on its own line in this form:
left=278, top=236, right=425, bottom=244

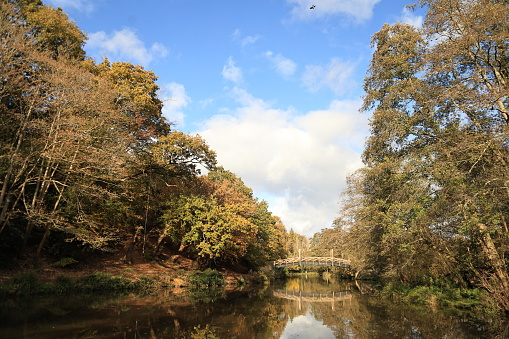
left=273, top=256, right=351, bottom=269
left=273, top=289, right=352, bottom=302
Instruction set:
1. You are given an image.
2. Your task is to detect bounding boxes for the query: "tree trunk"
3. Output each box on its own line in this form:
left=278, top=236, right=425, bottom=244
left=36, top=224, right=50, bottom=259
left=478, top=223, right=509, bottom=311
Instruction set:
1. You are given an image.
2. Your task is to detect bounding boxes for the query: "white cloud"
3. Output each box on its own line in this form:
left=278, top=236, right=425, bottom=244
left=222, top=57, right=243, bottom=84
left=160, top=82, right=191, bottom=127
left=265, top=51, right=297, bottom=78
left=400, top=7, right=423, bottom=27
left=302, top=58, right=357, bottom=96
left=232, top=29, right=262, bottom=47
left=280, top=312, right=335, bottom=339
left=196, top=88, right=368, bottom=236
left=46, top=0, right=95, bottom=13
left=286, top=0, right=381, bottom=23
left=87, top=28, right=168, bottom=66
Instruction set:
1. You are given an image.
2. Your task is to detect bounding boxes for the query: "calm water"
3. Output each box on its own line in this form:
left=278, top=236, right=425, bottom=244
left=0, top=275, right=505, bottom=338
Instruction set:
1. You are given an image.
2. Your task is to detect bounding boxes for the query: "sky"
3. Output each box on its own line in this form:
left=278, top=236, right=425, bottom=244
left=45, top=0, right=424, bottom=237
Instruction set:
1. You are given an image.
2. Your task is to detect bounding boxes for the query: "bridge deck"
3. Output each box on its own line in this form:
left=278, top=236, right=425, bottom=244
left=273, top=256, right=351, bottom=269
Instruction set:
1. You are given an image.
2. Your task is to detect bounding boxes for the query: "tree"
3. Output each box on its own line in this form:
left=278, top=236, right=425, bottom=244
left=285, top=229, right=309, bottom=257
left=15, top=0, right=87, bottom=60
left=341, top=0, right=509, bottom=311
left=0, top=0, right=286, bottom=275
left=96, top=60, right=170, bottom=146
left=160, top=168, right=287, bottom=268
left=0, top=1, right=161, bottom=258
left=150, top=131, right=217, bottom=178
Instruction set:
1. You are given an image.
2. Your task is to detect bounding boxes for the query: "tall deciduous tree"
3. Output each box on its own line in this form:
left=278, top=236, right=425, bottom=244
left=160, top=168, right=286, bottom=268
left=340, top=0, right=509, bottom=311
left=96, top=60, right=170, bottom=146
left=15, top=0, right=87, bottom=60
left=0, top=0, right=285, bottom=273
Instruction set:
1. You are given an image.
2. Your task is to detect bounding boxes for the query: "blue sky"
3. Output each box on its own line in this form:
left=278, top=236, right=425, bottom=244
left=45, top=0, right=424, bottom=237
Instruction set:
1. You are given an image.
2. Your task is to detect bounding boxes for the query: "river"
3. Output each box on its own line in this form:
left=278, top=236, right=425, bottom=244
left=0, top=275, right=504, bottom=338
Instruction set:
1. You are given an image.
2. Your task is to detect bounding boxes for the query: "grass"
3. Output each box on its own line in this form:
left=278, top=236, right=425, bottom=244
left=188, top=268, right=225, bottom=288
left=0, top=271, right=157, bottom=296
left=380, top=280, right=488, bottom=312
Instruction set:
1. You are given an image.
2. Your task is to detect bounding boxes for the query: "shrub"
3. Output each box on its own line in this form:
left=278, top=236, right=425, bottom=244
left=52, top=257, right=78, bottom=268
left=9, top=272, right=44, bottom=295
left=189, top=325, right=220, bottom=339
left=189, top=269, right=225, bottom=288
left=53, top=275, right=74, bottom=293
left=262, top=267, right=288, bottom=281
left=76, top=272, right=134, bottom=292
left=134, top=276, right=156, bottom=292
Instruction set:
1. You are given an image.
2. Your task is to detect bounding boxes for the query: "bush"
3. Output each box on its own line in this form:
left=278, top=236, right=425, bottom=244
left=9, top=272, right=44, bottom=295
left=381, top=280, right=485, bottom=311
left=189, top=269, right=225, bottom=288
left=322, top=271, right=332, bottom=281
left=249, top=273, right=268, bottom=285
left=75, top=272, right=134, bottom=292
left=52, top=257, right=78, bottom=268
left=0, top=272, right=160, bottom=296
left=53, top=275, right=74, bottom=293
left=189, top=325, right=221, bottom=339
left=134, top=276, right=156, bottom=292
left=262, top=267, right=288, bottom=281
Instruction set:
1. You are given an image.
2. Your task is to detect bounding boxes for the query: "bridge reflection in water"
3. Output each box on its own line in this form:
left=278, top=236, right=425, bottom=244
left=273, top=289, right=352, bottom=310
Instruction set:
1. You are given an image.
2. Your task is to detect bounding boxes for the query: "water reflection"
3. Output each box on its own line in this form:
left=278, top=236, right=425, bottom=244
left=273, top=276, right=353, bottom=338
left=0, top=275, right=501, bottom=338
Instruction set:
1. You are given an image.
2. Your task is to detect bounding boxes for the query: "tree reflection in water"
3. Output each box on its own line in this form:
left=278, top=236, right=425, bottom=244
left=0, top=276, right=503, bottom=338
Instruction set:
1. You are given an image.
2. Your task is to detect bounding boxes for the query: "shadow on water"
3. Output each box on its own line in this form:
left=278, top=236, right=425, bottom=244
left=0, top=275, right=506, bottom=338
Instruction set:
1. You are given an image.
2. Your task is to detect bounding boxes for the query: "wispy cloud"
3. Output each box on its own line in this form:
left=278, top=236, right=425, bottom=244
left=46, top=0, right=95, bottom=13
left=86, top=28, right=168, bottom=66
left=232, top=29, right=262, bottom=47
left=265, top=51, right=297, bottom=78
left=160, top=82, right=191, bottom=127
left=286, top=0, right=381, bottom=23
left=302, top=57, right=357, bottom=96
left=400, top=7, right=423, bottom=27
left=196, top=88, right=368, bottom=236
left=222, top=57, right=243, bottom=84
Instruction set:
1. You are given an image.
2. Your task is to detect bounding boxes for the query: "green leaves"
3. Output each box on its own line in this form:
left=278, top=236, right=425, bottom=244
left=17, top=0, right=87, bottom=60
left=0, top=0, right=286, bottom=273
left=342, top=1, right=509, bottom=305
left=151, top=131, right=217, bottom=176
left=161, top=169, right=286, bottom=267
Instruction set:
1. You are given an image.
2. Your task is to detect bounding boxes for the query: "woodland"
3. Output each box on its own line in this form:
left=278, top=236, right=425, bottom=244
left=3, top=0, right=509, bottom=319
left=0, top=0, right=291, bottom=273
left=310, top=0, right=509, bottom=314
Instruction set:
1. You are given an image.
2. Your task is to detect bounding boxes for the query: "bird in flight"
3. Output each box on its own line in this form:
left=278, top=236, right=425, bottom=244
left=310, top=5, right=316, bottom=9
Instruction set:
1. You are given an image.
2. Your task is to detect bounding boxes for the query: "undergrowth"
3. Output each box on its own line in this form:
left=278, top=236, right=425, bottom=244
left=0, top=271, right=156, bottom=296
left=380, top=280, right=493, bottom=315
left=188, top=269, right=225, bottom=288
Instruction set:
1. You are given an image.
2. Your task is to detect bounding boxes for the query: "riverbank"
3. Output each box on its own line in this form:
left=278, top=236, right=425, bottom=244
left=1, top=275, right=499, bottom=338
left=0, top=249, right=266, bottom=296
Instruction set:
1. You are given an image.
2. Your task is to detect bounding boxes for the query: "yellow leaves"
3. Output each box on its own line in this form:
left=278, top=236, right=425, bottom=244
left=20, top=0, right=86, bottom=60
left=151, top=131, right=217, bottom=176
left=161, top=169, right=286, bottom=265
left=96, top=60, right=169, bottom=139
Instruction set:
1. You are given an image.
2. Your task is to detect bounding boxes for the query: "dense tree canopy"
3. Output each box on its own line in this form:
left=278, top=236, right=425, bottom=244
left=160, top=168, right=286, bottom=268
left=0, top=0, right=288, bottom=270
left=331, top=0, right=509, bottom=312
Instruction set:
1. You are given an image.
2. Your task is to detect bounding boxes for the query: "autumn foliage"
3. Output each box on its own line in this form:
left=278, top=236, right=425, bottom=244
left=0, top=0, right=287, bottom=270
left=315, top=0, right=509, bottom=313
